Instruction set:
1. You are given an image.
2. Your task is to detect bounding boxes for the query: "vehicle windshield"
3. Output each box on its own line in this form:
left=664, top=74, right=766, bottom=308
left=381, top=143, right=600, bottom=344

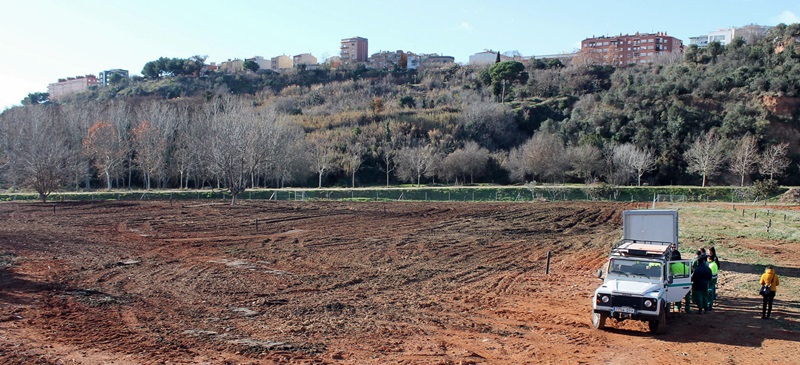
left=608, top=258, right=662, bottom=279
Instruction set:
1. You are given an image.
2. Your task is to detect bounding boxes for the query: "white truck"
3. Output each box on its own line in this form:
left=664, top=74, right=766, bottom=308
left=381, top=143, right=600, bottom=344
left=591, top=209, right=692, bottom=334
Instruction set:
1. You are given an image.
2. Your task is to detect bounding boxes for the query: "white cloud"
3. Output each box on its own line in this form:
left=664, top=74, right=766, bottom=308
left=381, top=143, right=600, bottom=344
left=775, top=10, right=800, bottom=24
left=458, top=21, right=474, bottom=31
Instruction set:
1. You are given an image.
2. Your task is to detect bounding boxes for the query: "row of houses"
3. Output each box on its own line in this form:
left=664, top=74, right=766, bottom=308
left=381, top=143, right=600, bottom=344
left=46, top=25, right=771, bottom=100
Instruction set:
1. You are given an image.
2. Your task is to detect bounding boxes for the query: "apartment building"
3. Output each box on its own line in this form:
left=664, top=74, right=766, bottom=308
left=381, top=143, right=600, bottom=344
left=245, top=56, right=271, bottom=71
left=468, top=51, right=512, bottom=65
left=369, top=50, right=406, bottom=69
left=219, top=59, right=244, bottom=72
left=47, top=75, right=99, bottom=100
left=98, top=69, right=129, bottom=87
left=293, top=53, right=318, bottom=66
left=580, top=32, right=683, bottom=65
left=340, top=36, right=368, bottom=64
left=271, top=55, right=293, bottom=71
left=689, top=25, right=772, bottom=47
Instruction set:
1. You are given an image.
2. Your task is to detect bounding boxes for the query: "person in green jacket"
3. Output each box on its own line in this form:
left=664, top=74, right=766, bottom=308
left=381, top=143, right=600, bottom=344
left=706, top=255, right=719, bottom=310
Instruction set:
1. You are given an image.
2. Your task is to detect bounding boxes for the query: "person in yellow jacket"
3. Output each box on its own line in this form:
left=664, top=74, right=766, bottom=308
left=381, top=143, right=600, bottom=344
left=707, top=255, right=719, bottom=310
left=759, top=266, right=779, bottom=319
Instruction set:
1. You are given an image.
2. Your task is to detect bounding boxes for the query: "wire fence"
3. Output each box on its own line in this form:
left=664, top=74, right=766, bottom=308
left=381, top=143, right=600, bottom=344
left=0, top=186, right=787, bottom=204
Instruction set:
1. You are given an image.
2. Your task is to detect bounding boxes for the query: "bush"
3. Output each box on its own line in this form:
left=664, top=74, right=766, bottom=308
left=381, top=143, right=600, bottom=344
left=751, top=179, right=780, bottom=200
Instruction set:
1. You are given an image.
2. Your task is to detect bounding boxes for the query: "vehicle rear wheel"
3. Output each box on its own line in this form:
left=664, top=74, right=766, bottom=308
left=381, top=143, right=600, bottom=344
left=592, top=312, right=607, bottom=330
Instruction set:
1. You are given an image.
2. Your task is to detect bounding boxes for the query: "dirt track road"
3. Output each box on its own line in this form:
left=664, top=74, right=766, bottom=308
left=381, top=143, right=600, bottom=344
left=0, top=201, right=797, bottom=364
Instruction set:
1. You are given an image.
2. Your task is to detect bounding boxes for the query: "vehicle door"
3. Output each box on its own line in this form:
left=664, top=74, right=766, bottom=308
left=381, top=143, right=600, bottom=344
left=665, top=260, right=692, bottom=303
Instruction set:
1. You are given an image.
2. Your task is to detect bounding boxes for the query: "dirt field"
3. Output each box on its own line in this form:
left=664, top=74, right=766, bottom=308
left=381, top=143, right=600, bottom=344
left=0, top=200, right=797, bottom=364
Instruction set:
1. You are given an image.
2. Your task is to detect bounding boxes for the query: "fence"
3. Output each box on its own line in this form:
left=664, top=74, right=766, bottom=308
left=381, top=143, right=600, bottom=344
left=0, top=186, right=786, bottom=204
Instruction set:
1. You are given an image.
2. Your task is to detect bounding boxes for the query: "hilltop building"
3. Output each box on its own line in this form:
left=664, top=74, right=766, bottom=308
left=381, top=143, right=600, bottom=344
left=689, top=25, right=772, bottom=47
left=324, top=56, right=342, bottom=69
left=219, top=59, right=244, bottom=72
left=246, top=56, right=272, bottom=71
left=531, top=53, right=577, bottom=66
left=293, top=53, right=318, bottom=67
left=271, top=55, right=293, bottom=71
left=469, top=51, right=512, bottom=65
left=580, top=32, right=683, bottom=65
left=369, top=50, right=407, bottom=69
left=418, top=54, right=455, bottom=68
left=341, top=36, right=368, bottom=64
left=98, top=69, right=129, bottom=87
left=47, top=75, right=99, bottom=100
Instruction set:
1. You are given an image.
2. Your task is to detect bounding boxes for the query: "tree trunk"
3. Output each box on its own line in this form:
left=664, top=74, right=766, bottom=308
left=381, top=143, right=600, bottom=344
left=702, top=173, right=707, bottom=188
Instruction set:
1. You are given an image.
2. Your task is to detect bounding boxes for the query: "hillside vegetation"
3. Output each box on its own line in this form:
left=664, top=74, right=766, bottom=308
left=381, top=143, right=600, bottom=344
left=2, top=24, right=800, bottom=200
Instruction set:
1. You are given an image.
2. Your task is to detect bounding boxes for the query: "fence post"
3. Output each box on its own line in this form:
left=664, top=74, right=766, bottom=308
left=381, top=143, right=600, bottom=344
left=545, top=251, right=551, bottom=275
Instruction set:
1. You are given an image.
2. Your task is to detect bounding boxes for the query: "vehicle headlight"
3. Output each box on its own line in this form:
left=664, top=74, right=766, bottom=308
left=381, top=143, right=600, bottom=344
left=597, top=295, right=610, bottom=304
left=644, top=299, right=654, bottom=308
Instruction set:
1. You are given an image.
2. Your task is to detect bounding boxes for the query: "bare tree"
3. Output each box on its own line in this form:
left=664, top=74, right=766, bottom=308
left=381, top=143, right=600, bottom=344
left=441, top=141, right=490, bottom=184
left=307, top=131, right=339, bottom=188
left=758, top=143, right=790, bottom=182
left=566, top=144, right=603, bottom=184
left=609, top=143, right=656, bottom=186
left=262, top=115, right=309, bottom=188
left=372, top=120, right=405, bottom=187
left=395, top=143, right=435, bottom=186
left=684, top=131, right=727, bottom=187
left=206, top=97, right=258, bottom=204
left=59, top=103, right=96, bottom=189
left=2, top=106, right=74, bottom=202
left=504, top=131, right=567, bottom=183
left=729, top=134, right=759, bottom=187
left=629, top=146, right=657, bottom=187
left=132, top=102, right=176, bottom=189
left=339, top=129, right=366, bottom=188
left=83, top=121, right=126, bottom=190
left=171, top=101, right=198, bottom=189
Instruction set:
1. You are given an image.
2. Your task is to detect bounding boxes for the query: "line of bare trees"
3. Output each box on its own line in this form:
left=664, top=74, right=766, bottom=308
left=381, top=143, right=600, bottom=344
left=0, top=94, right=791, bottom=204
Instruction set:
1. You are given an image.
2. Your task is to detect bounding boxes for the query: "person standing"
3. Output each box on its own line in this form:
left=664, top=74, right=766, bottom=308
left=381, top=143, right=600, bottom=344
left=707, top=255, right=719, bottom=310
left=759, top=266, right=780, bottom=319
left=691, top=258, right=712, bottom=314
left=709, top=246, right=720, bottom=270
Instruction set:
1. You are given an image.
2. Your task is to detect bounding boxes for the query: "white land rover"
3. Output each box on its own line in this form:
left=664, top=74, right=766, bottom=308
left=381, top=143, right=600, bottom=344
left=591, top=210, right=692, bottom=335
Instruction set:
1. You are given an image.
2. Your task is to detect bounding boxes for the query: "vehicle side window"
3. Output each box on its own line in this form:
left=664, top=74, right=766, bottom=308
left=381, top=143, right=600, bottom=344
left=669, top=261, right=689, bottom=278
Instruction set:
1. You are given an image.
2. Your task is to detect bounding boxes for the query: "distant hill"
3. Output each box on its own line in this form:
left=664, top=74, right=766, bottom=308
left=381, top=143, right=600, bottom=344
left=3, top=23, right=800, bottom=193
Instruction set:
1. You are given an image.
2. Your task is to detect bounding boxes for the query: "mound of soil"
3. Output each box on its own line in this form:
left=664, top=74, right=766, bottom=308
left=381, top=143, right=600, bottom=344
left=779, top=188, right=800, bottom=203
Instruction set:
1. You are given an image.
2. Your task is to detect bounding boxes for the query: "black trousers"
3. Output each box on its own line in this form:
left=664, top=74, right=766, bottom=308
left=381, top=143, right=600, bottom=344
left=762, top=291, right=776, bottom=317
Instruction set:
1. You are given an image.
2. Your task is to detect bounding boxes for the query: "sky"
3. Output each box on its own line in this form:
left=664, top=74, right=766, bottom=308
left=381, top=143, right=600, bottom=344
left=1, top=0, right=799, bottom=110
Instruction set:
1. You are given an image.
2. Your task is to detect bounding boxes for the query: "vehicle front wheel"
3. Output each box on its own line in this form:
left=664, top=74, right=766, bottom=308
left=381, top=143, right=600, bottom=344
left=648, top=305, right=667, bottom=335
left=592, top=311, right=607, bottom=330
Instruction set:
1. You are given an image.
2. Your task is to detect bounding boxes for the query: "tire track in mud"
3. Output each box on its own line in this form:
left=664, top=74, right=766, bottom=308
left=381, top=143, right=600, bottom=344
left=1, top=200, right=633, bottom=364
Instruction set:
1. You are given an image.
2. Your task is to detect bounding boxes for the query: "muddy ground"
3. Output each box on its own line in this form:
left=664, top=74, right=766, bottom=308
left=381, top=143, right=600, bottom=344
left=0, top=200, right=797, bottom=364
